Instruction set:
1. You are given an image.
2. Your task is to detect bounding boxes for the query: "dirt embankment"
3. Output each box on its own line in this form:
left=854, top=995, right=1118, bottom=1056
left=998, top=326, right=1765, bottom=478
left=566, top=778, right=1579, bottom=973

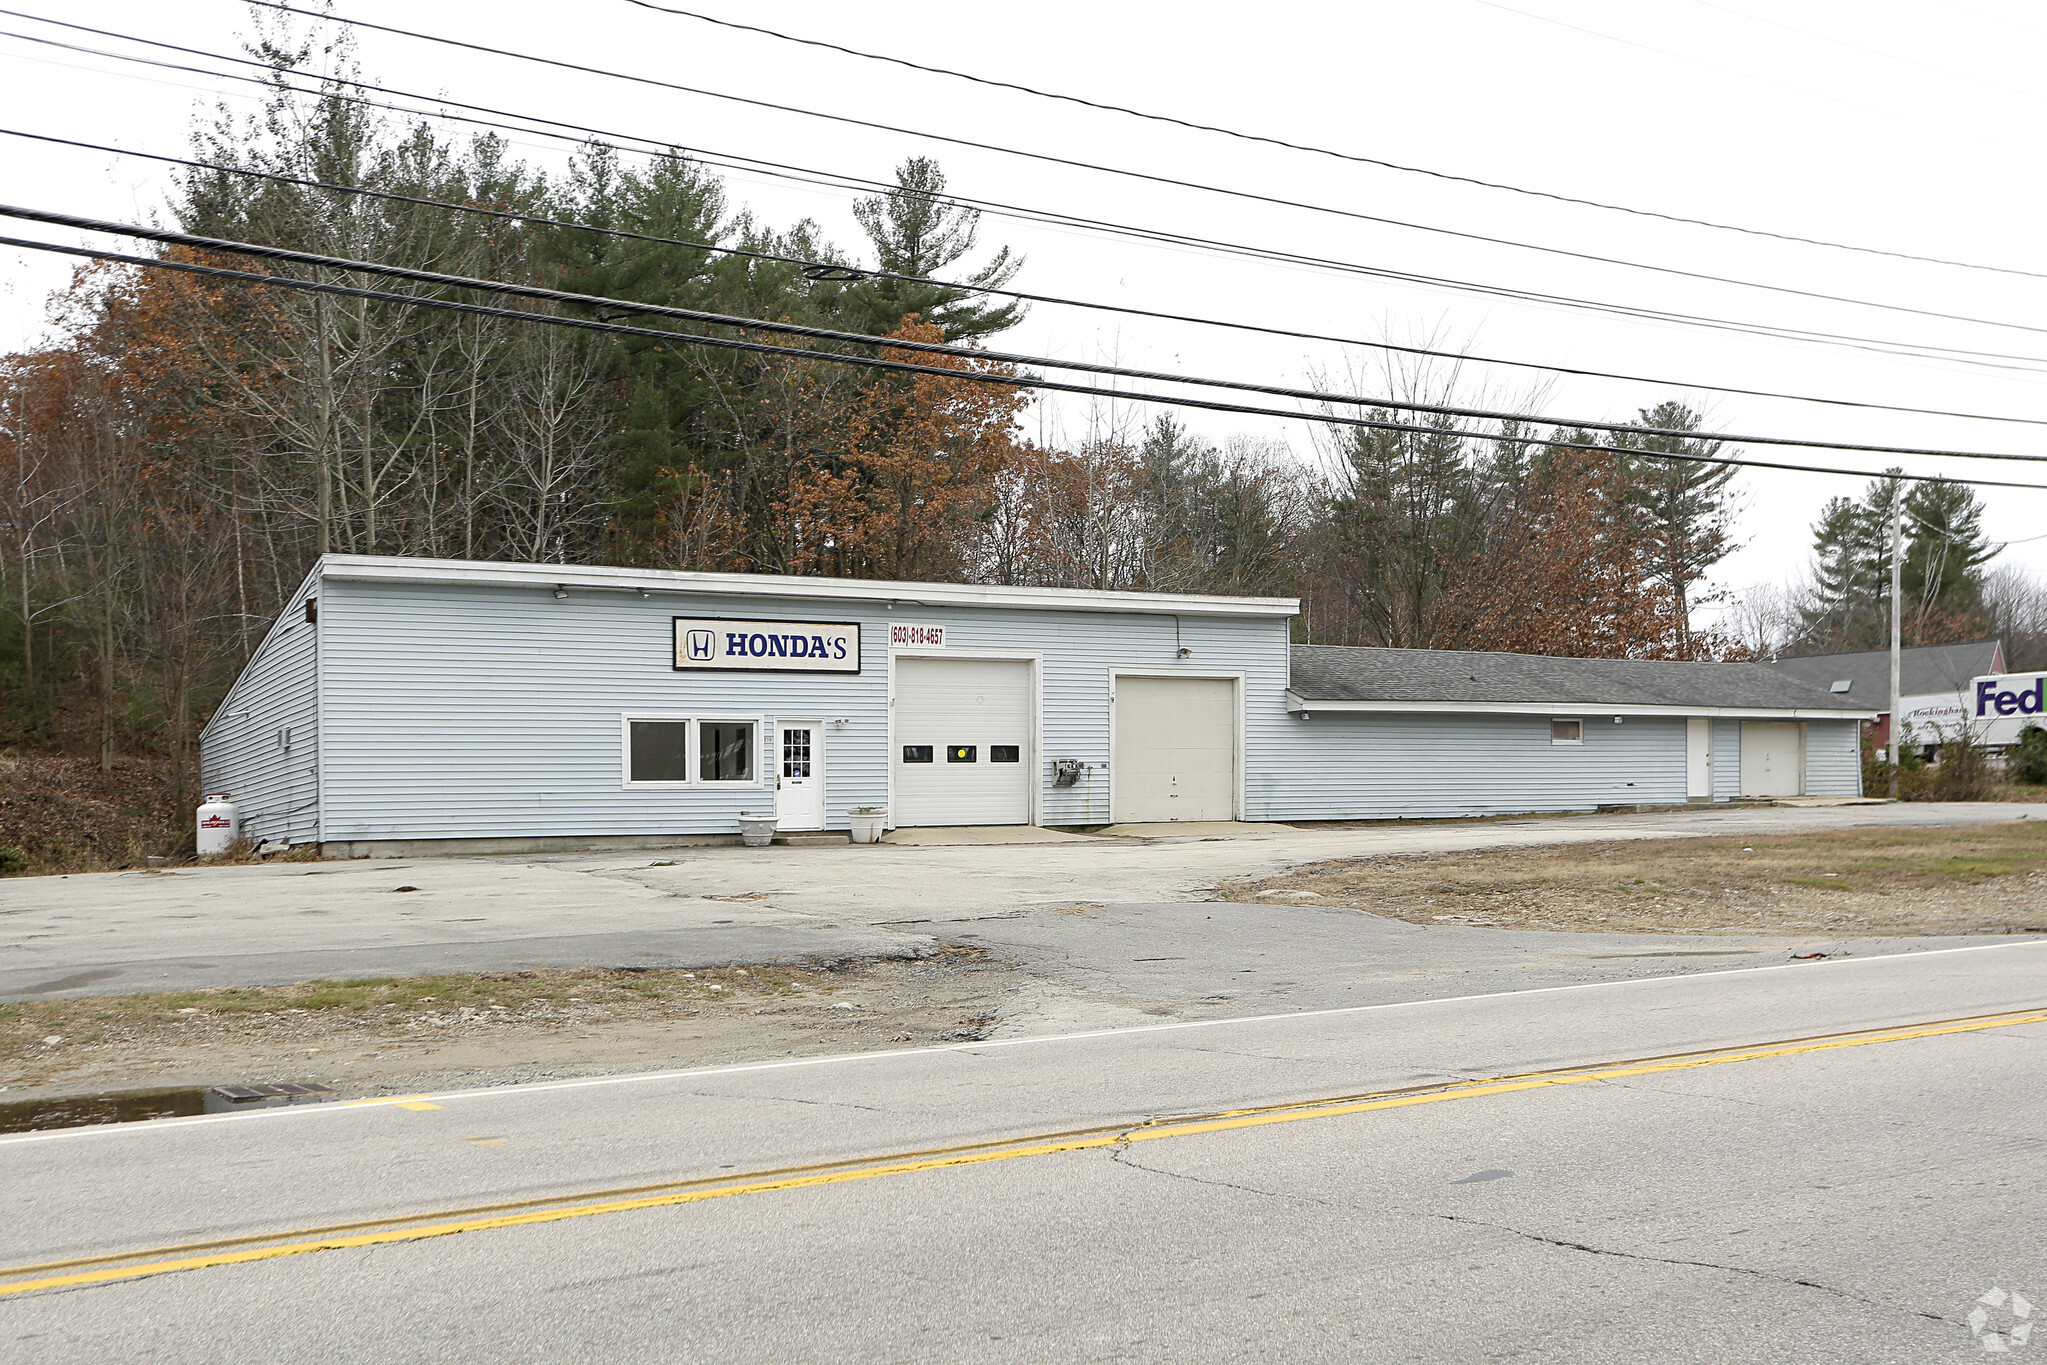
left=1, top=951, right=1019, bottom=1100
left=1224, top=821, right=2047, bottom=937
left=0, top=752, right=186, bottom=874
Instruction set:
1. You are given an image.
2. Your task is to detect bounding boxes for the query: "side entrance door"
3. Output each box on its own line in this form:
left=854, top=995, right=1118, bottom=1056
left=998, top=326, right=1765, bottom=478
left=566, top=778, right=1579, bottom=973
left=1686, top=717, right=1713, bottom=800
left=775, top=721, right=826, bottom=831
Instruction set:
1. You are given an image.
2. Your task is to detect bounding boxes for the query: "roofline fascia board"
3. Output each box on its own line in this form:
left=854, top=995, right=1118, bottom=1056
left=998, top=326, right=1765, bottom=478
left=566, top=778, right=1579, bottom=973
left=198, top=560, right=324, bottom=742
left=1285, top=693, right=1876, bottom=720
left=317, top=556, right=1300, bottom=619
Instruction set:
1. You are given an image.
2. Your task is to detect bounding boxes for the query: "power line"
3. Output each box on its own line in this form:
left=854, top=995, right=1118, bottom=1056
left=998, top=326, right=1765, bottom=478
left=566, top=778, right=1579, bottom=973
left=203, top=2, right=2047, bottom=338
left=13, top=203, right=2047, bottom=474
left=10, top=229, right=2041, bottom=493
left=12, top=23, right=2047, bottom=378
left=1683, top=0, right=2044, bottom=105
left=618, top=0, right=2047, bottom=282
left=16, top=125, right=2047, bottom=432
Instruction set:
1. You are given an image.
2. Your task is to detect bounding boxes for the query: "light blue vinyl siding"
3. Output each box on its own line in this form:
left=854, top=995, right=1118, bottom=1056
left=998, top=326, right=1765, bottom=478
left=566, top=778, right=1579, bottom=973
left=196, top=573, right=322, bottom=845
left=1802, top=719, right=1863, bottom=796
left=1259, top=712, right=1688, bottom=820
left=1712, top=719, right=1743, bottom=800
left=313, top=578, right=1291, bottom=841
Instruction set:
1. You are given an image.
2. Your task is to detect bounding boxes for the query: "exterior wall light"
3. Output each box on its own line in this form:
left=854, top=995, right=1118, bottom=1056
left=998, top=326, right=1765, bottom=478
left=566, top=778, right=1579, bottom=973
left=553, top=586, right=569, bottom=600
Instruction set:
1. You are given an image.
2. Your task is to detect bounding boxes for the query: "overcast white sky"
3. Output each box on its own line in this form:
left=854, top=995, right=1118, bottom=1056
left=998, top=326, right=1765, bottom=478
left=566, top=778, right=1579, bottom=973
left=5, top=0, right=2047, bottom=621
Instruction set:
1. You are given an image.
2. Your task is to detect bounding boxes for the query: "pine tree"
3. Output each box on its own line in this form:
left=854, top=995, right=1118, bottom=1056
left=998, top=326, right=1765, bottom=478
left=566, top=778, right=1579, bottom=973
left=1794, top=475, right=1908, bottom=652
left=843, top=158, right=1024, bottom=340
left=1603, top=402, right=1737, bottom=655
left=1903, top=480, right=1997, bottom=630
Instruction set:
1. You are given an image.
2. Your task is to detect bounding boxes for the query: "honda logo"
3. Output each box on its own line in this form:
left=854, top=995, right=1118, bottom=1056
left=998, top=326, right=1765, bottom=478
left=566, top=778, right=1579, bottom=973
left=686, top=629, right=714, bottom=662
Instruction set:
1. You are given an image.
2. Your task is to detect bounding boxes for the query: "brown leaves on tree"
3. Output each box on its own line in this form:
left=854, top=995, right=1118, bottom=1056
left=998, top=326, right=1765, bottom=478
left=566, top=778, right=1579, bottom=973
left=776, top=318, right=1028, bottom=582
left=1447, top=448, right=1691, bottom=658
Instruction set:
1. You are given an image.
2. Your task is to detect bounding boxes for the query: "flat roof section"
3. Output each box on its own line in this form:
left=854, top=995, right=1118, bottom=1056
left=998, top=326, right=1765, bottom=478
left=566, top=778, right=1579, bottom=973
left=317, top=555, right=1301, bottom=619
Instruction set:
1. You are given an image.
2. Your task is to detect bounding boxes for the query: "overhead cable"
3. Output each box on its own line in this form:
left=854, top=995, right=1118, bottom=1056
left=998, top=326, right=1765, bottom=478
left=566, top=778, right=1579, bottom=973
left=13, top=203, right=2047, bottom=473
left=15, top=127, right=2047, bottom=430
left=617, top=0, right=2047, bottom=282
left=10, top=24, right=2047, bottom=377
left=184, top=1, right=2047, bottom=337
left=10, top=230, right=2038, bottom=493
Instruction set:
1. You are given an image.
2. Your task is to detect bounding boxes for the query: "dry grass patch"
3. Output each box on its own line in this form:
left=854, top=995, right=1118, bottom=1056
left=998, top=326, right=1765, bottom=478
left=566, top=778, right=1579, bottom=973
left=1, top=951, right=1010, bottom=1094
left=1221, top=821, right=2047, bottom=937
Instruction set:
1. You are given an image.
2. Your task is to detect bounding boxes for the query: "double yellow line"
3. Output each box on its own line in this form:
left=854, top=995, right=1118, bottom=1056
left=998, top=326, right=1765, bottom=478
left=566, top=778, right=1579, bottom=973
left=5, top=1005, right=2043, bottom=1298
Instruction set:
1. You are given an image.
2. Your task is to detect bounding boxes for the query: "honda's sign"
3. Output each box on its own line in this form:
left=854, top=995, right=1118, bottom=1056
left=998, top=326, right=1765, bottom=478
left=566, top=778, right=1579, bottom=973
left=673, top=617, right=861, bottom=674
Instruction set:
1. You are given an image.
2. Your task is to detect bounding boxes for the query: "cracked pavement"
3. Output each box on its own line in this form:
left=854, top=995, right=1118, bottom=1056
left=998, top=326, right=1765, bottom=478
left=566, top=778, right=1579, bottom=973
left=5, top=937, right=2040, bottom=1361
left=6, top=802, right=2043, bottom=1012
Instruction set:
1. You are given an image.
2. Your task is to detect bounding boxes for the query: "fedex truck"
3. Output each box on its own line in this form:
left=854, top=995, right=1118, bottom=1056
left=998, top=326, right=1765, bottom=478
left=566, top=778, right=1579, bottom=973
left=1968, top=672, right=2047, bottom=746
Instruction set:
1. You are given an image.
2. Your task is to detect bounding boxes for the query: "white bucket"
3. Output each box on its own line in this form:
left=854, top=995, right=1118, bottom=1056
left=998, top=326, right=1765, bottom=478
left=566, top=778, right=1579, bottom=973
left=848, top=811, right=886, bottom=845
left=737, top=813, right=779, bottom=848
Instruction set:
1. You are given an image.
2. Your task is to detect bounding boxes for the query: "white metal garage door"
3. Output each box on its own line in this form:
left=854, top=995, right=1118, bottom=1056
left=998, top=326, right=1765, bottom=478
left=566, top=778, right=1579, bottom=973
left=1740, top=721, right=1804, bottom=798
left=892, top=657, right=1032, bottom=826
left=1112, top=675, right=1238, bottom=823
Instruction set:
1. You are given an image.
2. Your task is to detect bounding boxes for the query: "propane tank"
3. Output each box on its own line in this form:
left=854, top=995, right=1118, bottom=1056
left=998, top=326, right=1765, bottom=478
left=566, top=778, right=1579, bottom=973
left=196, top=792, right=239, bottom=856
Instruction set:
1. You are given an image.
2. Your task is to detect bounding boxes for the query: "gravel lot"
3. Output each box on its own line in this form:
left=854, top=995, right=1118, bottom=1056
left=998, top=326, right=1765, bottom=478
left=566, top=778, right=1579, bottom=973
left=1223, top=819, right=2047, bottom=936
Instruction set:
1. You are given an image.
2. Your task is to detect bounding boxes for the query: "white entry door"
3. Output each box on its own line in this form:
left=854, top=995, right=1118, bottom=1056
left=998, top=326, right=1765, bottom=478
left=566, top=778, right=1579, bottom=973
left=775, top=721, right=826, bottom=830
left=1686, top=717, right=1713, bottom=800
left=1740, top=721, right=1804, bottom=798
left=1112, top=675, right=1239, bottom=823
left=893, top=657, right=1033, bottom=826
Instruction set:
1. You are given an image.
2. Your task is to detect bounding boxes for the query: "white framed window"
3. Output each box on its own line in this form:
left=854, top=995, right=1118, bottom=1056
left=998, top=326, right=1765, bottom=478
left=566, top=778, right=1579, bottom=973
left=1551, top=718, right=1584, bottom=746
left=697, top=717, right=759, bottom=785
left=621, top=716, right=762, bottom=787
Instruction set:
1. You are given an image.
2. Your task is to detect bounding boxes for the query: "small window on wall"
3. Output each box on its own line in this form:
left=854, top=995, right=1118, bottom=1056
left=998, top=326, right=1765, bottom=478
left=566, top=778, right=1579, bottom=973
left=990, top=745, right=1020, bottom=763
left=902, top=745, right=934, bottom=763
left=781, top=728, right=812, bottom=779
left=1551, top=719, right=1583, bottom=746
left=699, top=720, right=756, bottom=783
left=624, top=716, right=760, bottom=786
left=629, top=720, right=691, bottom=783
left=947, top=745, right=977, bottom=763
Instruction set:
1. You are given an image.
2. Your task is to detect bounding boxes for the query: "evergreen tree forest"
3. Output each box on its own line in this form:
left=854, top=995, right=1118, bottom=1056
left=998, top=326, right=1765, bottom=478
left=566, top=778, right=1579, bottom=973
left=1781, top=474, right=2000, bottom=656
left=3, top=49, right=1756, bottom=798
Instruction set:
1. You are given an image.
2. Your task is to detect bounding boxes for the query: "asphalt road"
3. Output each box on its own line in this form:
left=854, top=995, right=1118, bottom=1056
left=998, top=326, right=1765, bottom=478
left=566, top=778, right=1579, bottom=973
left=5, top=801, right=2043, bottom=1001
left=4, top=941, right=2042, bottom=1362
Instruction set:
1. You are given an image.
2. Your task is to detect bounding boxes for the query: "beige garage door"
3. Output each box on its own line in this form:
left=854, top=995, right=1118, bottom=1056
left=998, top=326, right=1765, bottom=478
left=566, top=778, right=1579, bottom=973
left=893, top=657, right=1032, bottom=826
left=1740, top=721, right=1804, bottom=798
left=1112, top=675, right=1238, bottom=823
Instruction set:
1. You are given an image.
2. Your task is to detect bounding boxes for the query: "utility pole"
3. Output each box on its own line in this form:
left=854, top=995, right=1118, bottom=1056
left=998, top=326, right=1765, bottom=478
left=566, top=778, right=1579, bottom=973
left=1888, top=492, right=1903, bottom=800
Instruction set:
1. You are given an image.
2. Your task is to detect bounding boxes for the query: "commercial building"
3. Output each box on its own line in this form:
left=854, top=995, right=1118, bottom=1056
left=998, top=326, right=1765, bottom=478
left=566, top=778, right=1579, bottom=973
left=199, top=557, right=1873, bottom=855
left=1284, top=646, right=1870, bottom=815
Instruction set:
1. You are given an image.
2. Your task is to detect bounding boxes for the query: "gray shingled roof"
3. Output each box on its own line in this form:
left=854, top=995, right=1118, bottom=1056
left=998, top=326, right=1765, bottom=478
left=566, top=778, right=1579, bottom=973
left=1764, top=640, right=2001, bottom=709
left=1290, top=645, right=1868, bottom=711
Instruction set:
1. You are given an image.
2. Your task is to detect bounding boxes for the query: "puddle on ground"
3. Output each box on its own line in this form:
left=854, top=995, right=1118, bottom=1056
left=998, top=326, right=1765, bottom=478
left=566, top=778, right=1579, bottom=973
left=0, top=1083, right=340, bottom=1134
